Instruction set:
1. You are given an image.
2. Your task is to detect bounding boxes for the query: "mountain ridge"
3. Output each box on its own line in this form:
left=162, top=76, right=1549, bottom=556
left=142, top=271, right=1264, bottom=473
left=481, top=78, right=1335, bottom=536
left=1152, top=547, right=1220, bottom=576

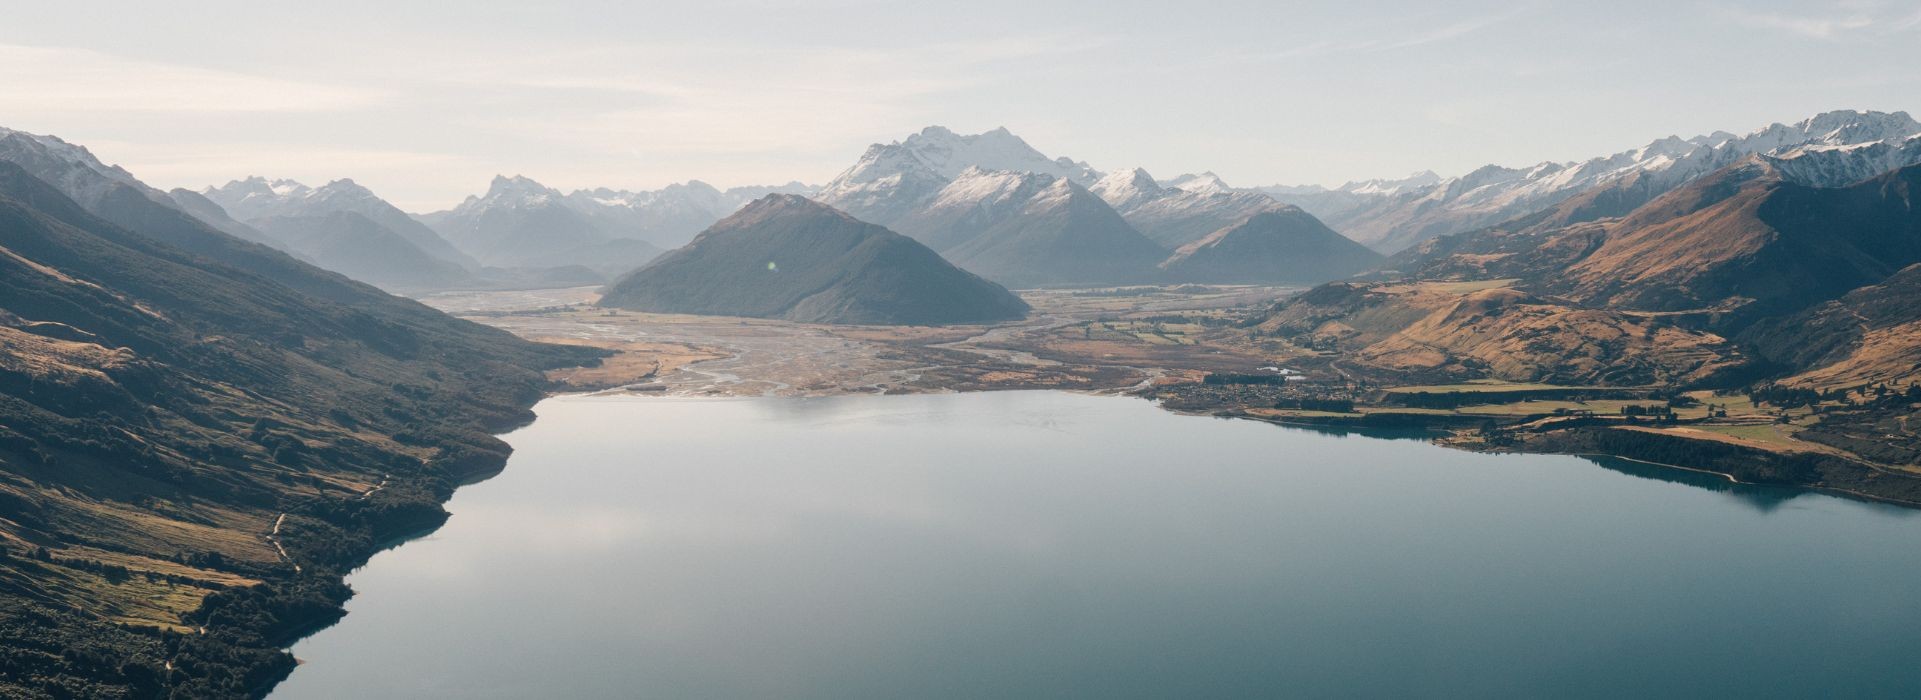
left=600, top=195, right=1029, bottom=324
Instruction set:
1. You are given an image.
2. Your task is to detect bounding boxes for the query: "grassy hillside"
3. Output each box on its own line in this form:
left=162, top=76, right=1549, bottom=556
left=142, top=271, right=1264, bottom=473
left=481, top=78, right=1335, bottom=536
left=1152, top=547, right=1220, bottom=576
left=0, top=161, right=601, bottom=698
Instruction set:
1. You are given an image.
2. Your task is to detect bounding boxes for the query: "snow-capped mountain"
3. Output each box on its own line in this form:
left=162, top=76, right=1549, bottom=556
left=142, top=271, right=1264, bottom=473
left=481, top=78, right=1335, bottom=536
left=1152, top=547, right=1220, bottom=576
left=206, top=176, right=477, bottom=267
left=1765, top=133, right=1921, bottom=188
left=812, top=125, right=1372, bottom=284
left=0, top=126, right=292, bottom=249
left=815, top=126, right=1099, bottom=227
left=564, top=180, right=816, bottom=249
left=1332, top=171, right=1444, bottom=196
left=1253, top=172, right=1443, bottom=227
left=889, top=168, right=1166, bottom=287
left=1260, top=110, right=1921, bottom=253
left=1094, top=168, right=1289, bottom=247
left=0, top=127, right=159, bottom=209
left=1090, top=168, right=1164, bottom=211
left=1159, top=172, right=1233, bottom=195
left=418, top=175, right=661, bottom=275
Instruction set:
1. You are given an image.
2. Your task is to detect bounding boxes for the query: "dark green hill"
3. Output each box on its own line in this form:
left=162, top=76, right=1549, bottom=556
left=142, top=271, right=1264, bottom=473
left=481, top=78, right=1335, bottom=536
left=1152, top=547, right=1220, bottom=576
left=600, top=195, right=1028, bottom=325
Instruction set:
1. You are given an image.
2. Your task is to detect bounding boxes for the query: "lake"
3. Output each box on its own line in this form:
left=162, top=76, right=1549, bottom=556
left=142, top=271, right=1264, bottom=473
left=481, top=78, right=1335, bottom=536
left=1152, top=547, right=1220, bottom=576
left=273, top=391, right=1921, bottom=698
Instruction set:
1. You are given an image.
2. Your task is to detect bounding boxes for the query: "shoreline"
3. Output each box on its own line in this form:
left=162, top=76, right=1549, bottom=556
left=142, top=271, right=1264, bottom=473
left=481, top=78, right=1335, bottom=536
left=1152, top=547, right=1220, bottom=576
left=262, top=381, right=1921, bottom=695
left=1226, top=405, right=1921, bottom=509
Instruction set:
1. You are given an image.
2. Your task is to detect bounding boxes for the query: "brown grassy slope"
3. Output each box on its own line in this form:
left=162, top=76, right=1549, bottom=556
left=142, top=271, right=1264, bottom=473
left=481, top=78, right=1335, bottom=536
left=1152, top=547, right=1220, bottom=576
left=1744, top=263, right=1921, bottom=389
left=0, top=160, right=602, bottom=698
left=1548, top=160, right=1921, bottom=320
left=1260, top=281, right=1744, bottom=386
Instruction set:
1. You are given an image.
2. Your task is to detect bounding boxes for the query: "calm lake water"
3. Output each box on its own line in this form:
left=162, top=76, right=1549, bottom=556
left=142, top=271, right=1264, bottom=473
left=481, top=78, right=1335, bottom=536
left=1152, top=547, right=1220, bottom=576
left=274, top=391, right=1921, bottom=699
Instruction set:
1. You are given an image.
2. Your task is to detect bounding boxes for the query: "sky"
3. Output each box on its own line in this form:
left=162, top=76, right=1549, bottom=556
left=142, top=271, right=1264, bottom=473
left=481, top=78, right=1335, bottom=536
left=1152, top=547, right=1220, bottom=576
left=2, top=0, right=1917, bottom=211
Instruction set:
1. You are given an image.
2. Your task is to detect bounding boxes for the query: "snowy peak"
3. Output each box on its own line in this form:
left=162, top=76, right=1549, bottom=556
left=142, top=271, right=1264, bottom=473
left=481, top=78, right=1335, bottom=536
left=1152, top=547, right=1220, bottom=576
left=1337, top=170, right=1443, bottom=195
left=561, top=180, right=822, bottom=248
left=1276, top=108, right=1921, bottom=253
left=206, top=176, right=388, bottom=219
left=204, top=177, right=312, bottom=220
left=0, top=126, right=162, bottom=206
left=1766, top=132, right=1921, bottom=188
left=1793, top=109, right=1919, bottom=144
left=484, top=174, right=560, bottom=200
left=1092, top=167, right=1165, bottom=209
left=814, top=125, right=1109, bottom=228
left=894, top=124, right=1094, bottom=180
left=821, top=125, right=1098, bottom=195
left=1162, top=172, right=1232, bottom=194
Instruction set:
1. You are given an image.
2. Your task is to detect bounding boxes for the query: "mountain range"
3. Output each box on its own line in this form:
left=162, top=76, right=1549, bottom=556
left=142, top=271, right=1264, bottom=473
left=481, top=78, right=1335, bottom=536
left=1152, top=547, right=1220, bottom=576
left=1091, top=167, right=1293, bottom=248
left=1261, top=110, right=1921, bottom=253
left=206, top=176, right=477, bottom=267
left=813, top=127, right=1379, bottom=287
left=1265, top=146, right=1921, bottom=397
left=886, top=168, right=1168, bottom=288
left=566, top=180, right=814, bottom=249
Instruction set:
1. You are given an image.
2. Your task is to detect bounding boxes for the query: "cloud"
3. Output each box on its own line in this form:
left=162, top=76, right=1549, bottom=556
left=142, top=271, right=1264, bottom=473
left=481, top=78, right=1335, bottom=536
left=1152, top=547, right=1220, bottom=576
left=1375, top=13, right=1518, bottom=50
left=0, top=43, right=384, bottom=113
left=1721, top=3, right=1921, bottom=39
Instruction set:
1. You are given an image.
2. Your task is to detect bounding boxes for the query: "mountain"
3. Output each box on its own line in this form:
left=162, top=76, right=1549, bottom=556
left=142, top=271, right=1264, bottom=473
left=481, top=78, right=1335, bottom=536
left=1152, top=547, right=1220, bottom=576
left=250, top=211, right=477, bottom=291
left=1093, top=168, right=1293, bottom=247
left=1398, top=157, right=1921, bottom=326
left=1160, top=171, right=1233, bottom=194
left=1158, top=209, right=1384, bottom=285
left=563, top=180, right=816, bottom=249
left=600, top=195, right=1028, bottom=325
left=0, top=127, right=314, bottom=260
left=815, top=126, right=1099, bottom=227
left=418, top=175, right=662, bottom=275
left=1253, top=171, right=1441, bottom=223
left=1274, top=150, right=1921, bottom=390
left=205, top=177, right=478, bottom=268
left=1745, top=263, right=1921, bottom=390
left=1258, top=280, right=1745, bottom=386
left=163, top=188, right=285, bottom=247
left=1265, top=110, right=1921, bottom=253
left=0, top=127, right=160, bottom=211
left=889, top=168, right=1168, bottom=288
left=1547, top=160, right=1921, bottom=320
left=0, top=158, right=599, bottom=697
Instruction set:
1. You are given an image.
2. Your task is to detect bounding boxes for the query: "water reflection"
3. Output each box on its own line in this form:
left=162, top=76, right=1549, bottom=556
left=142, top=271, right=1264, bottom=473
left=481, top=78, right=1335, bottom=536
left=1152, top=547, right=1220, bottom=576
left=276, top=391, right=1921, bottom=700
left=1578, top=454, right=1803, bottom=513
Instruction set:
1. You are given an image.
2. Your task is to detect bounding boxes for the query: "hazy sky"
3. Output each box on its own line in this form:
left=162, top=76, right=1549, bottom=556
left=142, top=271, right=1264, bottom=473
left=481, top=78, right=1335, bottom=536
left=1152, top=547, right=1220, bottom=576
left=3, top=0, right=1916, bottom=210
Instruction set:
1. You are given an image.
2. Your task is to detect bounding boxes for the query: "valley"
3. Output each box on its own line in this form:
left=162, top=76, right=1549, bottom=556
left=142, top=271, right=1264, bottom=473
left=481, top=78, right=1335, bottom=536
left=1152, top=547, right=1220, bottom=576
left=420, top=284, right=1290, bottom=397
left=430, top=275, right=1921, bottom=508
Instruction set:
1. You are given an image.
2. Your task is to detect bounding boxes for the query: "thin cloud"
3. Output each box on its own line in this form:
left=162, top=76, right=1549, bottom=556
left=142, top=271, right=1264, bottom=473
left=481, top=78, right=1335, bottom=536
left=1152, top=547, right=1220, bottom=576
left=1375, top=14, right=1517, bottom=50
left=1720, top=3, right=1921, bottom=39
left=0, top=43, right=383, bottom=113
